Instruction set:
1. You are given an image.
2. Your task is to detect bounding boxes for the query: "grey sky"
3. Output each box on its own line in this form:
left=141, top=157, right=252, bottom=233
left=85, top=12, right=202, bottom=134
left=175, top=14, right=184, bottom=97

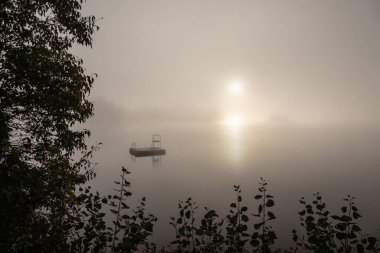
left=75, top=0, right=380, bottom=126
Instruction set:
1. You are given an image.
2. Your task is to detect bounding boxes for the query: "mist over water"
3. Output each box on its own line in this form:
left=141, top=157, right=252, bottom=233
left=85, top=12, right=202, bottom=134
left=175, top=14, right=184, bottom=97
left=84, top=101, right=380, bottom=246
left=74, top=0, right=380, bottom=246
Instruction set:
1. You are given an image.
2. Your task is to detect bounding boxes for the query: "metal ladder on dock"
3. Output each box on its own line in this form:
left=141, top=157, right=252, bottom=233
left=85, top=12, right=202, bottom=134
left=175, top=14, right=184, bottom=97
left=151, top=134, right=161, bottom=148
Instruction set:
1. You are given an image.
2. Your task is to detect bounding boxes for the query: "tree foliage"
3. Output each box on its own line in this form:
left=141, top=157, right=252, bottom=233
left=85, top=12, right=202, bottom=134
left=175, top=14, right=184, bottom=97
left=0, top=1, right=98, bottom=251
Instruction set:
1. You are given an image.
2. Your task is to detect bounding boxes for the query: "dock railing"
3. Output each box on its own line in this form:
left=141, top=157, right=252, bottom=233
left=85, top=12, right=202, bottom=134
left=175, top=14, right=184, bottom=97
left=151, top=134, right=161, bottom=148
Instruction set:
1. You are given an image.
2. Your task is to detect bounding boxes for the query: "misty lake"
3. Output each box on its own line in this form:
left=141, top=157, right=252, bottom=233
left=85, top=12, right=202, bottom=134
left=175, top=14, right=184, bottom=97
left=89, top=123, right=380, bottom=246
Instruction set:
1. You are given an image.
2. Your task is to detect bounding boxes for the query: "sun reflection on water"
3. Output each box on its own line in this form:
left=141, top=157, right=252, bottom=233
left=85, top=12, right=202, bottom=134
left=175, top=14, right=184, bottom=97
left=222, top=116, right=243, bottom=171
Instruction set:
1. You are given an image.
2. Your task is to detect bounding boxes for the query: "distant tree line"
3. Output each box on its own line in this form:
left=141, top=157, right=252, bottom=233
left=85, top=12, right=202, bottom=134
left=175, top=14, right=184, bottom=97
left=1, top=1, right=379, bottom=252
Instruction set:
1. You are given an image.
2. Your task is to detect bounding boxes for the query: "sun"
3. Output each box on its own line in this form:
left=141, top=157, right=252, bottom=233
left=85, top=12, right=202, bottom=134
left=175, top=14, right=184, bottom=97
left=228, top=80, right=243, bottom=96
left=225, top=116, right=242, bottom=127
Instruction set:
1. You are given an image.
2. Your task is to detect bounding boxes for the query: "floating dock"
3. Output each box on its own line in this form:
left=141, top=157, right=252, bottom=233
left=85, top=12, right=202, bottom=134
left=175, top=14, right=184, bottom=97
left=129, top=135, right=166, bottom=157
left=129, top=147, right=166, bottom=157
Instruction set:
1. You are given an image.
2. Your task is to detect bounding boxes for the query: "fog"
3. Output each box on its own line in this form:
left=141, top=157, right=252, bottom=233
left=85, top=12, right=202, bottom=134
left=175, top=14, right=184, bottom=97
left=72, top=1, right=380, bottom=245
left=74, top=0, right=380, bottom=128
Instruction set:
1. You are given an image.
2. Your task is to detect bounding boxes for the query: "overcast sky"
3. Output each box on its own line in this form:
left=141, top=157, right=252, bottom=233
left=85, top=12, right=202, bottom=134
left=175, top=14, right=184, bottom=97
left=75, top=0, right=380, bottom=127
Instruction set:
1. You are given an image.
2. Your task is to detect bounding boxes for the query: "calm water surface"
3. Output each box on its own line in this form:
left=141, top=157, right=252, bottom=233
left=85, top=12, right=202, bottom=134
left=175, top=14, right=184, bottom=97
left=90, top=124, right=380, bottom=246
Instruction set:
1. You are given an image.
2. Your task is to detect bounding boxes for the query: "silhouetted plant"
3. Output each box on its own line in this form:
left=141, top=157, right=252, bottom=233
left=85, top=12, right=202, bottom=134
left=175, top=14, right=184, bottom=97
left=196, top=208, right=225, bottom=252
left=250, top=178, right=278, bottom=253
left=361, top=236, right=380, bottom=253
left=75, top=186, right=110, bottom=253
left=67, top=167, right=157, bottom=253
left=114, top=197, right=157, bottom=253
left=108, top=167, right=133, bottom=252
left=170, top=197, right=198, bottom=252
left=225, top=185, right=249, bottom=252
left=332, top=195, right=362, bottom=252
left=293, top=193, right=336, bottom=252
left=106, top=167, right=157, bottom=253
left=331, top=195, right=379, bottom=253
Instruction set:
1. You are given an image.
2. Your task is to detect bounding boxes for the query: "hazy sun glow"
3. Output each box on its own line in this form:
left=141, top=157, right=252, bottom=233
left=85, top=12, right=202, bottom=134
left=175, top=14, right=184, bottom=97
left=225, top=116, right=242, bottom=127
left=228, top=81, right=243, bottom=96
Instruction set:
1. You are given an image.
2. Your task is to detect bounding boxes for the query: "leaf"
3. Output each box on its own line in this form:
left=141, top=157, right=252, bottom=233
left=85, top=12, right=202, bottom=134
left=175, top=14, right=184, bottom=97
left=254, top=195, right=262, bottom=199
left=352, top=224, right=361, bottom=232
left=357, top=244, right=364, bottom=253
left=250, top=239, right=259, bottom=247
left=298, top=210, right=306, bottom=216
left=268, top=211, right=276, bottom=220
left=185, top=210, right=191, bottom=219
left=268, top=231, right=277, bottom=240
left=336, top=232, right=346, bottom=240
left=121, top=214, right=130, bottom=219
left=353, top=212, right=361, bottom=219
left=336, top=223, right=346, bottom=231
left=258, top=204, right=263, bottom=213
left=254, top=222, right=264, bottom=230
left=242, top=215, right=249, bottom=222
left=266, top=199, right=274, bottom=207
left=368, top=236, right=377, bottom=245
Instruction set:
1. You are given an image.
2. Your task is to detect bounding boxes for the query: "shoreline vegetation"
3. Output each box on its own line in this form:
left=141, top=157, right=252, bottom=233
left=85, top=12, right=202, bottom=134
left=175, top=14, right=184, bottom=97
left=69, top=167, right=380, bottom=253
